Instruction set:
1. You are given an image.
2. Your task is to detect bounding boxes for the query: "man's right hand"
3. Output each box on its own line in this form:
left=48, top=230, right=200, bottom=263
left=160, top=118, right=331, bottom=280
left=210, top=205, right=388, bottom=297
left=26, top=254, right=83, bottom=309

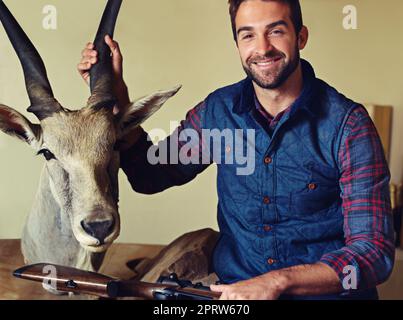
left=78, top=35, right=130, bottom=112
left=78, top=34, right=124, bottom=84
left=78, top=36, right=143, bottom=149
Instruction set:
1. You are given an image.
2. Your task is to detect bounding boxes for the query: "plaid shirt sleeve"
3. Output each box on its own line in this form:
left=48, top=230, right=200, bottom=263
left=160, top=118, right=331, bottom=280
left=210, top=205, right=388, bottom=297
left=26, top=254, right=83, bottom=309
left=120, top=101, right=211, bottom=194
left=320, top=105, right=395, bottom=290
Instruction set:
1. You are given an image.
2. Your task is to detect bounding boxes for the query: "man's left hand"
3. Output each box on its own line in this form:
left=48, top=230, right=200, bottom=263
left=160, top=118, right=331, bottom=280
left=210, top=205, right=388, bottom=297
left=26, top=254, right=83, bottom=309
left=210, top=272, right=287, bottom=300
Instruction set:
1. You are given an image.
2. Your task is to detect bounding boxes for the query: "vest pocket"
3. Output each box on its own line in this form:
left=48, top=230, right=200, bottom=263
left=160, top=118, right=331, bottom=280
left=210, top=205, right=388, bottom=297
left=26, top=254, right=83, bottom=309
left=289, top=162, right=340, bottom=215
left=290, top=189, right=340, bottom=215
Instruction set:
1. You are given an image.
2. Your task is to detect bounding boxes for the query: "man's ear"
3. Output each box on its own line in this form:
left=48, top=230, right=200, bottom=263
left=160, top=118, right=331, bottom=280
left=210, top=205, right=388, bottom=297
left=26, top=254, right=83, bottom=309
left=118, top=85, right=181, bottom=137
left=298, top=26, right=309, bottom=50
left=0, top=104, right=41, bottom=147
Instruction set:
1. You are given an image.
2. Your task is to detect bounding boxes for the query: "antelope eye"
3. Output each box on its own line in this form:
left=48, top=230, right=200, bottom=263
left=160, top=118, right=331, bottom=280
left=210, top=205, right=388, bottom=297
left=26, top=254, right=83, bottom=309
left=37, top=149, right=56, bottom=161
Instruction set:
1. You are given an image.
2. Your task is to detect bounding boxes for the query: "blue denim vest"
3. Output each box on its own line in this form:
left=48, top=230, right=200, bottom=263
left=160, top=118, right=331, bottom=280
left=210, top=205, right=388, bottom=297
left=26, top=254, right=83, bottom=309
left=203, top=60, right=377, bottom=299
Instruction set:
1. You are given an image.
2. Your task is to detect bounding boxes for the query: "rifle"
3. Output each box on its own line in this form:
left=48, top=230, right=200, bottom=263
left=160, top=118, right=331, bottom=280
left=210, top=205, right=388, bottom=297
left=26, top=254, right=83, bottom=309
left=13, top=263, right=221, bottom=300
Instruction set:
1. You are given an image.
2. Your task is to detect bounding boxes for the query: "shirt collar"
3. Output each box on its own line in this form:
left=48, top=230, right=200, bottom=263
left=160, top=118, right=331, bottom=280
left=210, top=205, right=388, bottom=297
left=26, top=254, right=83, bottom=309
left=234, top=59, right=317, bottom=118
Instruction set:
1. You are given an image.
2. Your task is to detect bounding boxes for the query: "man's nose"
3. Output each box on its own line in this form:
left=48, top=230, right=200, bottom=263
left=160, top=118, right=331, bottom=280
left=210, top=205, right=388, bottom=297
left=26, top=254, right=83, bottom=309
left=81, top=218, right=115, bottom=244
left=255, top=36, right=273, bottom=55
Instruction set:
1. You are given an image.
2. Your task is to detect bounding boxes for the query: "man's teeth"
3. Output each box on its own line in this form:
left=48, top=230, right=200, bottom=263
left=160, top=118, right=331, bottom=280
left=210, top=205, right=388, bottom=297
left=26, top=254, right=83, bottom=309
left=256, top=60, right=275, bottom=66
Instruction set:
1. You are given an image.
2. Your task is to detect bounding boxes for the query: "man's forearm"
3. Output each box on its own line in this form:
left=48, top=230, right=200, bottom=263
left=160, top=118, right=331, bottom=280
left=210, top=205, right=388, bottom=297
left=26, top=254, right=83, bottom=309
left=114, top=80, right=130, bottom=109
left=273, top=262, right=343, bottom=296
left=210, top=262, right=343, bottom=299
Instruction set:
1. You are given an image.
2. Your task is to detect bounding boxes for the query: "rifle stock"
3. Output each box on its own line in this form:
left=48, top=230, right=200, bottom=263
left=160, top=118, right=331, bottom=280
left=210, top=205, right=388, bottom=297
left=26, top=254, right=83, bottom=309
left=14, top=263, right=117, bottom=298
left=13, top=263, right=221, bottom=300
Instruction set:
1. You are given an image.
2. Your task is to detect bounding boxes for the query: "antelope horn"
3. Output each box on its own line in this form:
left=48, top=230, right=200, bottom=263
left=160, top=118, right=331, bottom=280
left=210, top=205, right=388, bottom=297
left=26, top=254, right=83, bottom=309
left=0, top=0, right=62, bottom=120
left=87, top=0, right=123, bottom=110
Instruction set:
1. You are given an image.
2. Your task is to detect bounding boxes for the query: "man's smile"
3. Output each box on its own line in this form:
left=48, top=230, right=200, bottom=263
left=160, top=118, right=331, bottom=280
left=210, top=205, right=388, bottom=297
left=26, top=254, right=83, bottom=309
left=252, top=56, right=283, bottom=70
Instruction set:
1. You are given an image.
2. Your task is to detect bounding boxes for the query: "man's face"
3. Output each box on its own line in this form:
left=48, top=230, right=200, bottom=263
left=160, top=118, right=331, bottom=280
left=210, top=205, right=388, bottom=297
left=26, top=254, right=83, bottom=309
left=235, top=0, right=304, bottom=89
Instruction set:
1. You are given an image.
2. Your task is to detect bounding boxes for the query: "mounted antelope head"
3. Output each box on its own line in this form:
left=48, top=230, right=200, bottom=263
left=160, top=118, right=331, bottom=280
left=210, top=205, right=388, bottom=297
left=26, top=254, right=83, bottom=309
left=0, top=0, right=180, bottom=274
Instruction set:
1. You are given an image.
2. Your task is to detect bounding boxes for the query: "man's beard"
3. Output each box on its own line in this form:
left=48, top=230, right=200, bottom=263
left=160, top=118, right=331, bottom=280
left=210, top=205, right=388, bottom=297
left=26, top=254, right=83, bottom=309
left=242, top=46, right=300, bottom=90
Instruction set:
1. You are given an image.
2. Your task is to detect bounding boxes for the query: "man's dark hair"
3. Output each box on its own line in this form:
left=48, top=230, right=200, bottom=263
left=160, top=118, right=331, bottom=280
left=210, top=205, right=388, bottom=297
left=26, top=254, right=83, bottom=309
left=228, top=0, right=303, bottom=41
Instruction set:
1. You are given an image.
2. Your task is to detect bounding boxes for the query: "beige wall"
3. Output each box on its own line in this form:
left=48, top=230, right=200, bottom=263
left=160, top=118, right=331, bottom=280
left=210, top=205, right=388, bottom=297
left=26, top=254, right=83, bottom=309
left=0, top=0, right=402, bottom=244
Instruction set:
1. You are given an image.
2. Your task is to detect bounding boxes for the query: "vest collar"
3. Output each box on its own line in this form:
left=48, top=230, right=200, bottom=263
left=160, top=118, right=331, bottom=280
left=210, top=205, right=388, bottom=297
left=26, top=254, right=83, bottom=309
left=234, top=59, right=317, bottom=118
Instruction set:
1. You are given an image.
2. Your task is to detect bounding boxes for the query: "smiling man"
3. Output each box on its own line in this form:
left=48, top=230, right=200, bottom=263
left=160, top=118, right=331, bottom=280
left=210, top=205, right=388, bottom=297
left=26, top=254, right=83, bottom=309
left=78, top=0, right=394, bottom=300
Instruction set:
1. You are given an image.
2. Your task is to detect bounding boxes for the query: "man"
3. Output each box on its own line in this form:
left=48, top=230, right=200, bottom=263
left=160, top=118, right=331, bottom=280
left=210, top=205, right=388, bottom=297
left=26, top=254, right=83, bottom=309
left=78, top=0, right=394, bottom=300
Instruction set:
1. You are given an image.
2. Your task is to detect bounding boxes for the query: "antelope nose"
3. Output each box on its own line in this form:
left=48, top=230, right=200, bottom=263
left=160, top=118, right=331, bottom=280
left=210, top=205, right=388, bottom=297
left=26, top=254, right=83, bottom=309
left=81, top=219, right=115, bottom=244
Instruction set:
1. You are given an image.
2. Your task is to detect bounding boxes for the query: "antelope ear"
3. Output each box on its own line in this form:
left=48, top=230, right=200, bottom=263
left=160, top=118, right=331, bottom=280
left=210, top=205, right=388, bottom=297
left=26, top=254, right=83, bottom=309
left=0, top=104, right=41, bottom=147
left=118, top=85, right=181, bottom=136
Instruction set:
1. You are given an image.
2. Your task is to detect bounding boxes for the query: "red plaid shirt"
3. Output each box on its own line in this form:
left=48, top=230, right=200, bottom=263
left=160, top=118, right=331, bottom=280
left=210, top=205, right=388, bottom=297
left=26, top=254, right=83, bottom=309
left=319, top=105, right=395, bottom=288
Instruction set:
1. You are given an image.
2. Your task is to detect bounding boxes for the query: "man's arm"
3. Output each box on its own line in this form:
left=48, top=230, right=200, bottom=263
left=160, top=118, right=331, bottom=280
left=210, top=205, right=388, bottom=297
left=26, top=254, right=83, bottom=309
left=319, top=105, right=395, bottom=289
left=119, top=101, right=212, bottom=194
left=211, top=105, right=395, bottom=300
left=210, top=262, right=341, bottom=300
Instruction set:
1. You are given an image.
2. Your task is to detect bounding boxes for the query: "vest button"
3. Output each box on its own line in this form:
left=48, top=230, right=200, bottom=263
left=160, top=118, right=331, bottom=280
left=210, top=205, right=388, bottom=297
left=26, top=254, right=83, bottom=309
left=263, top=196, right=270, bottom=204
left=264, top=156, right=272, bottom=164
left=308, top=183, right=317, bottom=190
left=267, top=258, right=276, bottom=265
left=263, top=225, right=272, bottom=232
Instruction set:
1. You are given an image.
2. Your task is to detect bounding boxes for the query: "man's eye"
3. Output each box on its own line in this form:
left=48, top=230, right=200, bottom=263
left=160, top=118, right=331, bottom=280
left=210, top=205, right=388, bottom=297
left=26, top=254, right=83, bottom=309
left=37, top=149, right=56, bottom=161
left=241, top=34, right=253, bottom=40
left=270, top=29, right=284, bottom=36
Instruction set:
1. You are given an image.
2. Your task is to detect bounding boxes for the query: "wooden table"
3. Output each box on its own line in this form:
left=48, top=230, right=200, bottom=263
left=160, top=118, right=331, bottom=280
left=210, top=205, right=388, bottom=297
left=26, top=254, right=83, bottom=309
left=1, top=239, right=402, bottom=299
left=0, top=239, right=164, bottom=300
